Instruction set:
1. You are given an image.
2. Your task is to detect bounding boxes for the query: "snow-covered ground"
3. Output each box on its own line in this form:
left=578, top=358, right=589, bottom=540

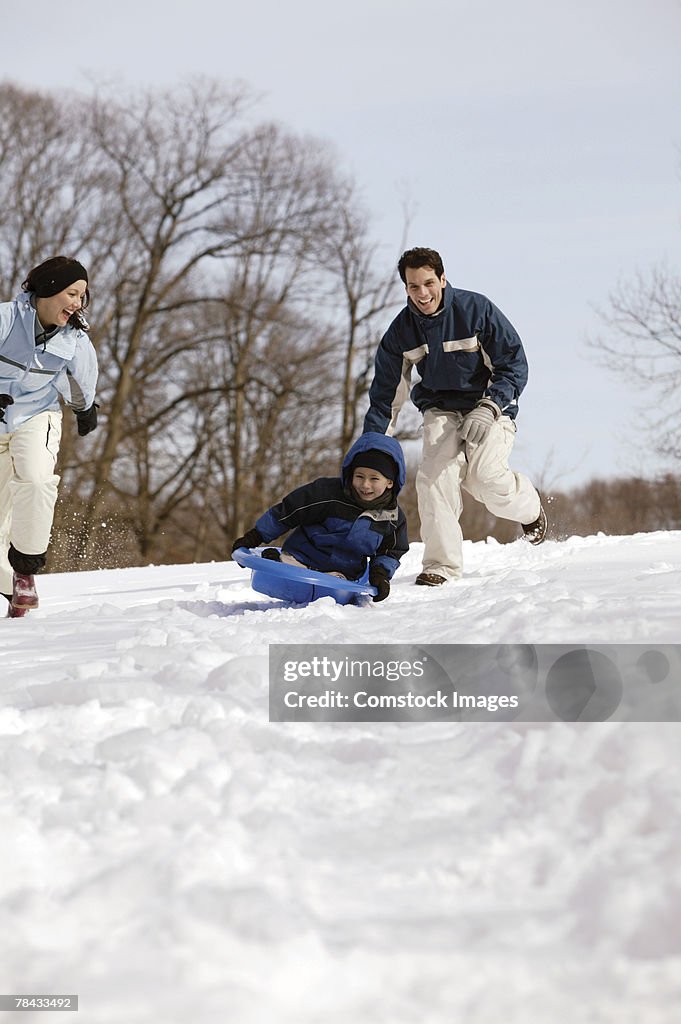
left=1, top=532, right=680, bottom=1023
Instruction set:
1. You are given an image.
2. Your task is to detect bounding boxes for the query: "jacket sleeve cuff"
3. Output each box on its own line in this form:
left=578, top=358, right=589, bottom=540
left=371, top=555, right=399, bottom=579
left=478, top=398, right=502, bottom=419
left=255, top=509, right=283, bottom=543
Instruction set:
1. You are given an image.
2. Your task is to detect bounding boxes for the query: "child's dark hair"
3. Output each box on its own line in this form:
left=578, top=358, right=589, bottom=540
left=397, top=247, right=445, bottom=283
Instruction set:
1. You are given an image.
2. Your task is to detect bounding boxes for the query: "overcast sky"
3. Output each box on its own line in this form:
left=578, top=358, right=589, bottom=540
left=4, top=0, right=681, bottom=487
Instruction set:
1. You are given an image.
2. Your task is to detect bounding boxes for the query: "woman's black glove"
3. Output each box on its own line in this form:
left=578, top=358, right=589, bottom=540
left=231, top=527, right=263, bottom=554
left=0, top=394, right=14, bottom=423
left=369, top=564, right=391, bottom=603
left=75, top=402, right=99, bottom=436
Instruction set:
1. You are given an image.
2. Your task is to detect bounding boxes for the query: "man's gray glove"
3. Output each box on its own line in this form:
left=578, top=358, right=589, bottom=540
left=460, top=399, right=501, bottom=445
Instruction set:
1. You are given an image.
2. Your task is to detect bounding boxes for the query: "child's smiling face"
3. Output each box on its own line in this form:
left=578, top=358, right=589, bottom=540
left=351, top=467, right=393, bottom=501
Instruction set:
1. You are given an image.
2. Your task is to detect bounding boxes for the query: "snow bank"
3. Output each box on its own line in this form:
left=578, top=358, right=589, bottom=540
left=1, top=532, right=680, bottom=1022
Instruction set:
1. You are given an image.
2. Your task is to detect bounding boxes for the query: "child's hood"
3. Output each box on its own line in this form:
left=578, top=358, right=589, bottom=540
left=341, top=432, right=407, bottom=495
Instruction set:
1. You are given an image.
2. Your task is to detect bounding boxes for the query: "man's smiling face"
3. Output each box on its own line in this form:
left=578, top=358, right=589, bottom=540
left=404, top=265, right=446, bottom=316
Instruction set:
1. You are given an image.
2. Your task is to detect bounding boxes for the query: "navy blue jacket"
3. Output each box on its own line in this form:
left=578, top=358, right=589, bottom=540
left=364, top=283, right=528, bottom=433
left=255, top=433, right=408, bottom=580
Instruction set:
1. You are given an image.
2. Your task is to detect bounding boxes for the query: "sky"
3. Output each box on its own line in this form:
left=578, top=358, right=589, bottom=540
left=1, top=534, right=680, bottom=1020
left=3, top=0, right=681, bottom=487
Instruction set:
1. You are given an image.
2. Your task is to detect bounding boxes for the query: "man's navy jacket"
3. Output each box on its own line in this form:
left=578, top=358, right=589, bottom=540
left=364, top=283, right=529, bottom=434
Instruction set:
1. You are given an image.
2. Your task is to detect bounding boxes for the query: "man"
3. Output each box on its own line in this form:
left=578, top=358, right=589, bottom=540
left=363, top=246, right=546, bottom=586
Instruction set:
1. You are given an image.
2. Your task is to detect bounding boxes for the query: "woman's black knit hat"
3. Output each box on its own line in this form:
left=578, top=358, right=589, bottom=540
left=23, top=256, right=89, bottom=300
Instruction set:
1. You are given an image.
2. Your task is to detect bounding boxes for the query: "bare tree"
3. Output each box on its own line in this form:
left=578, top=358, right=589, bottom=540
left=0, top=83, right=106, bottom=294
left=314, top=190, right=407, bottom=456
left=593, top=264, right=681, bottom=461
left=69, top=80, right=349, bottom=558
left=179, top=276, right=340, bottom=554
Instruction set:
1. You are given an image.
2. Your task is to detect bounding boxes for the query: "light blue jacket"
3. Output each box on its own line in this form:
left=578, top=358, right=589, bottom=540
left=0, top=292, right=98, bottom=433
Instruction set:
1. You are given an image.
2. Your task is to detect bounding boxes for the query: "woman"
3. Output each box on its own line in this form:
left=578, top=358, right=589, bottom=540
left=0, top=256, right=99, bottom=617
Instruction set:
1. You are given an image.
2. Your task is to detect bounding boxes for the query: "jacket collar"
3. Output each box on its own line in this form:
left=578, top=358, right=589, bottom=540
left=407, top=281, right=454, bottom=322
left=15, top=291, right=78, bottom=360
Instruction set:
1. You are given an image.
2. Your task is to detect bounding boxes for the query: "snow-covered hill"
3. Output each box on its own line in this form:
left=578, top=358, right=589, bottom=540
left=1, top=533, right=680, bottom=1023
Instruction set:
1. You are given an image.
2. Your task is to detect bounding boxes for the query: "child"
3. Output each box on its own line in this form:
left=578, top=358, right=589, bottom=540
left=231, top=433, right=408, bottom=602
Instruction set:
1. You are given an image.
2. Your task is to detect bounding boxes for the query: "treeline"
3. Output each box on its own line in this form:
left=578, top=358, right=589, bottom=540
left=0, top=78, right=401, bottom=571
left=452, top=473, right=681, bottom=546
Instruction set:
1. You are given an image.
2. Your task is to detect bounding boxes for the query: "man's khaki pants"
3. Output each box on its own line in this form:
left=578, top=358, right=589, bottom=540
left=0, top=410, right=62, bottom=595
left=415, top=408, right=540, bottom=580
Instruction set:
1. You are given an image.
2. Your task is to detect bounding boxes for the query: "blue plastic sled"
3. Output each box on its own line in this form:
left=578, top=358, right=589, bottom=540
left=232, top=548, right=377, bottom=605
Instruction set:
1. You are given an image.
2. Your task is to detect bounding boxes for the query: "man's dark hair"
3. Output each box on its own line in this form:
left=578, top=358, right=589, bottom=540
left=397, top=247, right=445, bottom=283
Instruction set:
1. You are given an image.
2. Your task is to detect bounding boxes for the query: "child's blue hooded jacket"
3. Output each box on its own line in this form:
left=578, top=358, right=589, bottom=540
left=255, top=433, right=408, bottom=580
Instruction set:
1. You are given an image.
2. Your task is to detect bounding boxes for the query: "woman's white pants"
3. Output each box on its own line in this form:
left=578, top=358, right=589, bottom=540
left=0, top=410, right=61, bottom=594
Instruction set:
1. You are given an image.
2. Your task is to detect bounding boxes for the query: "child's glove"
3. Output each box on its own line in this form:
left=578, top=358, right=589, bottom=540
left=369, top=565, right=390, bottom=603
left=231, top=527, right=263, bottom=554
left=0, top=394, right=14, bottom=423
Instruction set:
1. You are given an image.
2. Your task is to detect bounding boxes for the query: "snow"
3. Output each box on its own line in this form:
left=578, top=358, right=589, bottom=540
left=1, top=531, right=680, bottom=1023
